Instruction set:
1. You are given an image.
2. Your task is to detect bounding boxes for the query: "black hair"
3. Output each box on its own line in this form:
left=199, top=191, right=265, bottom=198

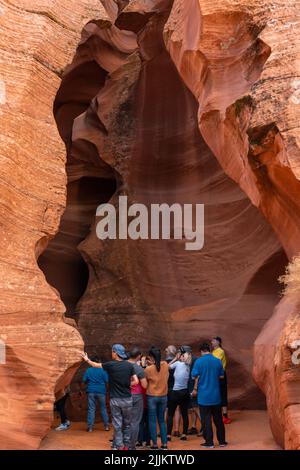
left=128, top=347, right=142, bottom=359
left=90, top=355, right=100, bottom=363
left=149, top=347, right=161, bottom=372
left=199, top=343, right=211, bottom=353
left=213, top=336, right=222, bottom=346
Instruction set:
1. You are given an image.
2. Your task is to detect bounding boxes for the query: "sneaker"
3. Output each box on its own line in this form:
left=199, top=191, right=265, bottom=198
left=151, top=445, right=159, bottom=450
left=219, top=442, right=228, bottom=447
left=136, top=442, right=144, bottom=449
left=87, top=427, right=93, bottom=432
left=55, top=422, right=70, bottom=431
left=180, top=435, right=187, bottom=441
left=146, top=444, right=151, bottom=449
left=161, top=445, right=168, bottom=450
left=223, top=416, right=232, bottom=424
left=188, top=427, right=198, bottom=435
left=200, top=442, right=215, bottom=449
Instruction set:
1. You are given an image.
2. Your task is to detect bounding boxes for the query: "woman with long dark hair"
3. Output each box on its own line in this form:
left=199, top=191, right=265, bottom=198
left=145, top=347, right=169, bottom=449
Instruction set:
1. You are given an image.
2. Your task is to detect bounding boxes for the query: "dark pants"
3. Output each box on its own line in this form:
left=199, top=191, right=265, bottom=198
left=199, top=405, right=226, bottom=446
left=130, top=394, right=144, bottom=449
left=220, top=372, right=228, bottom=407
left=167, top=389, right=190, bottom=435
left=55, top=394, right=68, bottom=424
left=87, top=393, right=109, bottom=428
left=138, top=408, right=150, bottom=445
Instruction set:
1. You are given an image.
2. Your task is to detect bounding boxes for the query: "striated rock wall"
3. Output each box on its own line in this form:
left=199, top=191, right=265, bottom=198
left=47, top=0, right=291, bottom=422
left=164, top=0, right=300, bottom=449
left=0, top=0, right=102, bottom=450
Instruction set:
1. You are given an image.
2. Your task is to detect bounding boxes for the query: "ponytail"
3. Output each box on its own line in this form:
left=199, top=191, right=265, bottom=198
left=149, top=347, right=161, bottom=372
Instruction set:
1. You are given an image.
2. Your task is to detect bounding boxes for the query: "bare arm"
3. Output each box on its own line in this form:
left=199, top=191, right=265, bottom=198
left=131, top=374, right=139, bottom=386
left=80, top=352, right=103, bottom=368
left=192, top=377, right=199, bottom=397
left=140, top=377, right=148, bottom=389
left=168, top=352, right=181, bottom=368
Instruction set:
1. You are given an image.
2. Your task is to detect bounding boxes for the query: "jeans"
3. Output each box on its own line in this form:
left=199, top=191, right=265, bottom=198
left=87, top=393, right=109, bottom=428
left=147, top=395, right=168, bottom=446
left=199, top=405, right=226, bottom=445
left=167, top=389, right=190, bottom=435
left=130, top=394, right=144, bottom=449
left=110, top=397, right=133, bottom=449
left=55, top=394, right=69, bottom=424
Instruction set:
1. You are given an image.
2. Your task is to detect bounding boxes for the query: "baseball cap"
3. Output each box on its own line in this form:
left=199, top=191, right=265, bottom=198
left=180, top=345, right=192, bottom=353
left=112, top=344, right=128, bottom=359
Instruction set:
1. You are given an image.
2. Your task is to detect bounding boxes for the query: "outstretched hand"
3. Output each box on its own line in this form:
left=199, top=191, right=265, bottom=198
left=79, top=351, right=89, bottom=362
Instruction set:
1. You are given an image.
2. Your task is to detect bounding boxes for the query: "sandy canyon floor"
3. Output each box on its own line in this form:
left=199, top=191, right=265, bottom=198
left=40, top=411, right=280, bottom=451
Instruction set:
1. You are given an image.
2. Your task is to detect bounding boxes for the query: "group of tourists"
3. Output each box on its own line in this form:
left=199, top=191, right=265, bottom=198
left=54, top=337, right=230, bottom=450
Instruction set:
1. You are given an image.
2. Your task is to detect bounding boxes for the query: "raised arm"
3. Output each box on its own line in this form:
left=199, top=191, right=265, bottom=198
left=168, top=352, right=181, bottom=368
left=80, top=352, right=103, bottom=368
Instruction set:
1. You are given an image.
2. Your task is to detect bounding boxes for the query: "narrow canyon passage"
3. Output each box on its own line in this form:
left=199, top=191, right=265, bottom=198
left=38, top=3, right=289, bottom=420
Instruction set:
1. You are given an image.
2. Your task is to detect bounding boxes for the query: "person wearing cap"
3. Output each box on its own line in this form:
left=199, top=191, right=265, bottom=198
left=167, top=345, right=192, bottom=441
left=81, top=345, right=138, bottom=450
left=211, top=337, right=231, bottom=424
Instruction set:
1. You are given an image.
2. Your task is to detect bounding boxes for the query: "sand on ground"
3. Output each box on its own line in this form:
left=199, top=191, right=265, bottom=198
left=40, top=410, right=280, bottom=450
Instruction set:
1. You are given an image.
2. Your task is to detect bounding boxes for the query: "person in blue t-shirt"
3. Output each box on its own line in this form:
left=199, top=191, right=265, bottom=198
left=191, top=343, right=227, bottom=448
left=82, top=356, right=110, bottom=432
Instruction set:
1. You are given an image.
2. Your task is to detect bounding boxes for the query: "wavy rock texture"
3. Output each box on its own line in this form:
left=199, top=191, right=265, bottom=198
left=164, top=0, right=300, bottom=449
left=0, top=0, right=103, bottom=450
left=42, top=0, right=296, bottom=432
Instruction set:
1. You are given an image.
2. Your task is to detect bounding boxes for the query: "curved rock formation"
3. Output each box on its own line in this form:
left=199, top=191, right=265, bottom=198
left=164, top=0, right=300, bottom=449
left=0, top=0, right=103, bottom=450
left=45, top=0, right=293, bottom=431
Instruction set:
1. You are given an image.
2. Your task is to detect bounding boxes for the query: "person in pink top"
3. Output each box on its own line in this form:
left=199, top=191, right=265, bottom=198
left=128, top=347, right=148, bottom=450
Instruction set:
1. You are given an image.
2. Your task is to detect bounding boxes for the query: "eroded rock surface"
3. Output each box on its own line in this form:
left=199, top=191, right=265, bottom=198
left=48, top=0, right=294, bottom=425
left=0, top=0, right=102, bottom=450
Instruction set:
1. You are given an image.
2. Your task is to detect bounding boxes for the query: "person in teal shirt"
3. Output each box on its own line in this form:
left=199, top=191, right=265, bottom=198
left=191, top=343, right=227, bottom=448
left=83, top=356, right=109, bottom=432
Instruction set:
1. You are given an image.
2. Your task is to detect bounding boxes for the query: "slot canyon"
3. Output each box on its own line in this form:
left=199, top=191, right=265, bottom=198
left=0, top=0, right=299, bottom=451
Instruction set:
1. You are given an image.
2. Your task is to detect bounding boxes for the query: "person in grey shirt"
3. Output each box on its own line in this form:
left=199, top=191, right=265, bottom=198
left=167, top=346, right=192, bottom=441
left=128, top=347, right=148, bottom=450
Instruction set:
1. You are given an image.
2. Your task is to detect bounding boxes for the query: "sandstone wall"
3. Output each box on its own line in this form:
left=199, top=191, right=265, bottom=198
left=0, top=0, right=102, bottom=450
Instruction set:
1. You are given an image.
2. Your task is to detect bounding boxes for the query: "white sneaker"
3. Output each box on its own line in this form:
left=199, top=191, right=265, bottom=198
left=55, top=422, right=70, bottom=431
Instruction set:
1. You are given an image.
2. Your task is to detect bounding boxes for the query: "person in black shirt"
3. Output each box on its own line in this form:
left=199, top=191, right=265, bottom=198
left=81, top=344, right=138, bottom=450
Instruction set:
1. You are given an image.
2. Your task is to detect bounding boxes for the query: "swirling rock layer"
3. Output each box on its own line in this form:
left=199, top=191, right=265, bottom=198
left=0, top=0, right=102, bottom=449
left=49, top=0, right=293, bottom=424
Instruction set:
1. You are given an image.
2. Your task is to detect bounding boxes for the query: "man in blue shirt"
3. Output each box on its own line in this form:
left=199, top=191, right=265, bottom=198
left=82, top=356, right=109, bottom=432
left=192, top=343, right=227, bottom=448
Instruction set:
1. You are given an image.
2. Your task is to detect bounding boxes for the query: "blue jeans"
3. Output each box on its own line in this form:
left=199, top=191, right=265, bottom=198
left=147, top=395, right=168, bottom=446
left=87, top=393, right=109, bottom=428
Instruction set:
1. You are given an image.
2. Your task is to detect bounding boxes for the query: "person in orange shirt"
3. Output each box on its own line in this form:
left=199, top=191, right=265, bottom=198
left=211, top=337, right=231, bottom=424
left=145, top=347, right=169, bottom=449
